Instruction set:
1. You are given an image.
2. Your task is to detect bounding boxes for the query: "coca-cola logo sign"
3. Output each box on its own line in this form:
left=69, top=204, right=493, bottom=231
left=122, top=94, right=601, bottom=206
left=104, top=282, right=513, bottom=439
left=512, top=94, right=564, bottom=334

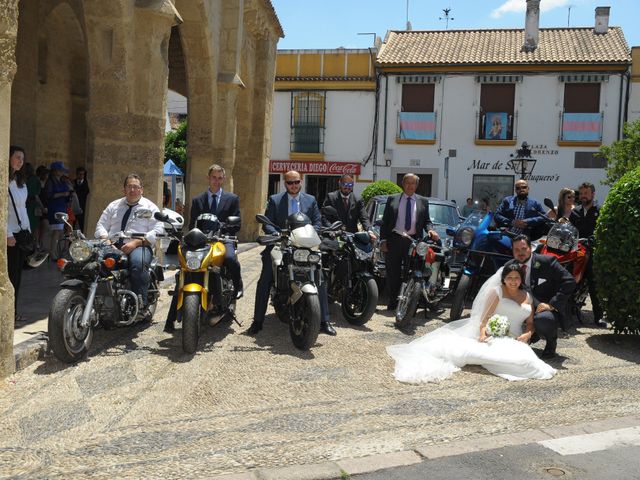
left=269, top=160, right=361, bottom=175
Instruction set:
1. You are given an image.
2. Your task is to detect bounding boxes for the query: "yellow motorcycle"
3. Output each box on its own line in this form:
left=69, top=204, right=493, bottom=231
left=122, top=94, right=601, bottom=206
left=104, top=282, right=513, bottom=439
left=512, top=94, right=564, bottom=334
left=158, top=212, right=241, bottom=353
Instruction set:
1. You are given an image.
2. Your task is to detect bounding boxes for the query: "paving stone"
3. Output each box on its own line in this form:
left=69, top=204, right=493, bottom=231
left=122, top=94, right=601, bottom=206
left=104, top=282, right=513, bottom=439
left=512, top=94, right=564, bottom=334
left=337, top=450, right=422, bottom=475
left=256, top=461, right=342, bottom=480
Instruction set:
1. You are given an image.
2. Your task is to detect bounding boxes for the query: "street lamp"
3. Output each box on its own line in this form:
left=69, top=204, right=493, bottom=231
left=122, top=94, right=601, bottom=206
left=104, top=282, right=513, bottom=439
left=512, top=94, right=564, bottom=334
left=508, top=141, right=537, bottom=180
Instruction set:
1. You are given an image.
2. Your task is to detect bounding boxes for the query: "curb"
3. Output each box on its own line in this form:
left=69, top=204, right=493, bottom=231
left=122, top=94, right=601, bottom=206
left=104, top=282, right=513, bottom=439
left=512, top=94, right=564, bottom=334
left=12, top=243, right=260, bottom=373
left=209, top=415, right=640, bottom=480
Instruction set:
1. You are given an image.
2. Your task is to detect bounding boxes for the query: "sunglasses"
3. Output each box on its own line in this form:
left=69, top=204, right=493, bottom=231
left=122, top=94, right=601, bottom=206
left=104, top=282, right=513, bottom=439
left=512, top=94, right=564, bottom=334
left=286, top=180, right=301, bottom=185
left=515, top=186, right=528, bottom=190
left=341, top=182, right=354, bottom=188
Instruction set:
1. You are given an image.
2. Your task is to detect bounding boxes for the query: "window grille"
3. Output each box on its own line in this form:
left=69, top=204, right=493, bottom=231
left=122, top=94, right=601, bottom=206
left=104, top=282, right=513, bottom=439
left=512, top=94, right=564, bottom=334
left=290, top=91, right=326, bottom=153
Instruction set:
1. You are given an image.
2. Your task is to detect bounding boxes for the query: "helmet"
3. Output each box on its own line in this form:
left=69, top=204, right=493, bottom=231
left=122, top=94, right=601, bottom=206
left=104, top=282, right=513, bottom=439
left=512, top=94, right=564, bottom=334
left=286, top=211, right=311, bottom=230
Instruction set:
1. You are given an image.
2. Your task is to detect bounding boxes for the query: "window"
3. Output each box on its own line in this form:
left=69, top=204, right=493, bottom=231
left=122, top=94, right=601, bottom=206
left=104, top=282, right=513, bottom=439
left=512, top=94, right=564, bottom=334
left=560, top=83, right=602, bottom=142
left=478, top=84, right=515, bottom=140
left=290, top=91, right=325, bottom=153
left=398, top=84, right=436, bottom=141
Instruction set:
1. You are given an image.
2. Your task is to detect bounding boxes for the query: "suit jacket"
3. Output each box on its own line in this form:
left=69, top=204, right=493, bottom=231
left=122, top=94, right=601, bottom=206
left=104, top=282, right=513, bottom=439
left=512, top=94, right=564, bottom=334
left=495, top=195, right=546, bottom=235
left=189, top=190, right=241, bottom=234
left=528, top=253, right=576, bottom=317
left=262, top=191, right=321, bottom=235
left=380, top=193, right=432, bottom=241
left=322, top=191, right=371, bottom=233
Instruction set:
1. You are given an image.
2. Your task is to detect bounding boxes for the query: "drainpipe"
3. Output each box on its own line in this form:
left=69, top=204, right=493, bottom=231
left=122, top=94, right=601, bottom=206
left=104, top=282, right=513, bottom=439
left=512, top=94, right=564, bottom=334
left=383, top=74, right=389, bottom=156
left=617, top=71, right=625, bottom=140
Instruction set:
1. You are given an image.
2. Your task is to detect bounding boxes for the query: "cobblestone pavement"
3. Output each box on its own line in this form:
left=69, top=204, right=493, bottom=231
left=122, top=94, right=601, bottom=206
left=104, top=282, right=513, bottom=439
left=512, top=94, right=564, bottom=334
left=2, top=247, right=640, bottom=478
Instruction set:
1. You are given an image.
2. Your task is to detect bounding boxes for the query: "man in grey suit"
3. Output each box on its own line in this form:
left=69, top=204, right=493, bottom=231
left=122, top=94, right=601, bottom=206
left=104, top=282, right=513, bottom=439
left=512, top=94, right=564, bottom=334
left=246, top=170, right=336, bottom=336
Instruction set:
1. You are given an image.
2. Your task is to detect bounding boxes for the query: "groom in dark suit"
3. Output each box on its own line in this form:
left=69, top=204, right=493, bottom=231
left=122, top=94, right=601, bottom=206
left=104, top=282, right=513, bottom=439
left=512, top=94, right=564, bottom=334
left=512, top=235, right=576, bottom=358
left=246, top=170, right=336, bottom=336
left=379, top=173, right=440, bottom=311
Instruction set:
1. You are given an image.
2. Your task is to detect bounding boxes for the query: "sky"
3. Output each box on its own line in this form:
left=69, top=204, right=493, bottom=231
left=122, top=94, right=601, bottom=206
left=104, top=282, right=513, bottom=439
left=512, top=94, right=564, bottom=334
left=270, top=0, right=639, bottom=50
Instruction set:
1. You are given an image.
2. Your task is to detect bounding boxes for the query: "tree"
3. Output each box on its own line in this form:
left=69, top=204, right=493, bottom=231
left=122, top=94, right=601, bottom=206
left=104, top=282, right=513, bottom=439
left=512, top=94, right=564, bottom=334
left=164, top=121, right=187, bottom=173
left=599, top=119, right=640, bottom=186
left=361, top=179, right=402, bottom=204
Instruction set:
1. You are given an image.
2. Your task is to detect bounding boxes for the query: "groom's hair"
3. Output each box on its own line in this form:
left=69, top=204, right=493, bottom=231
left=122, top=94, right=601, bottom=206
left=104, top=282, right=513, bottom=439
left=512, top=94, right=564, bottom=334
left=502, top=260, right=526, bottom=288
left=512, top=234, right=531, bottom=247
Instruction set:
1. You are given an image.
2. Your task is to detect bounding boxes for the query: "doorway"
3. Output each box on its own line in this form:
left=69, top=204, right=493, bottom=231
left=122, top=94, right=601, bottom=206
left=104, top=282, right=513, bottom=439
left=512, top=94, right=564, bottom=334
left=305, top=175, right=339, bottom=206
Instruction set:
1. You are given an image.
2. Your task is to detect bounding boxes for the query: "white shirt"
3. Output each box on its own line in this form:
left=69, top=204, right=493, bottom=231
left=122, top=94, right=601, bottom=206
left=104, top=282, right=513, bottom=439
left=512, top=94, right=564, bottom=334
left=7, top=179, right=30, bottom=236
left=393, top=194, right=417, bottom=236
left=95, top=196, right=163, bottom=245
left=208, top=188, right=223, bottom=211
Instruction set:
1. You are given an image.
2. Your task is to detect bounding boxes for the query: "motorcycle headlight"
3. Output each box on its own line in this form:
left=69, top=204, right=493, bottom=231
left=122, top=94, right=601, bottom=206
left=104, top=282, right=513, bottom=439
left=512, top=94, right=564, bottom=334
left=69, top=240, right=93, bottom=262
left=293, top=249, right=311, bottom=263
left=415, top=241, right=429, bottom=257
left=456, top=227, right=475, bottom=248
left=185, top=250, right=207, bottom=270
left=307, top=253, right=321, bottom=264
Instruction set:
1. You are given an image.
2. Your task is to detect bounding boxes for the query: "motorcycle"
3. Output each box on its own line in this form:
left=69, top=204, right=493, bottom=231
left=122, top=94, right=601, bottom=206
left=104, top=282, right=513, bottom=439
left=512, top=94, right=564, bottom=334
left=395, top=233, right=450, bottom=328
left=320, top=206, right=378, bottom=326
left=447, top=211, right=516, bottom=321
left=48, top=211, right=162, bottom=363
left=157, top=212, right=241, bottom=354
left=256, top=213, right=324, bottom=350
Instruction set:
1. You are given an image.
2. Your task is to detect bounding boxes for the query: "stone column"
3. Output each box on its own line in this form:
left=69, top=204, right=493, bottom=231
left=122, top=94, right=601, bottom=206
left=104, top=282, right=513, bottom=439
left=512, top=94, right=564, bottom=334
left=83, top=0, right=180, bottom=234
left=0, top=0, right=19, bottom=377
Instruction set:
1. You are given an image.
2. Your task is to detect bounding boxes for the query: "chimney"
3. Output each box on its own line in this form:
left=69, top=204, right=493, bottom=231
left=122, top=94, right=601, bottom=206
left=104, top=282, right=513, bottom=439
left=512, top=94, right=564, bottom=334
left=522, top=0, right=540, bottom=53
left=594, top=6, right=610, bottom=34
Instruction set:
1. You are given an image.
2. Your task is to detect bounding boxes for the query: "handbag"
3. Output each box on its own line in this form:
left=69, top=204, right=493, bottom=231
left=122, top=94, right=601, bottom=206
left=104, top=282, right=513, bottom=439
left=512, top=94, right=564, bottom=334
left=8, top=188, right=36, bottom=255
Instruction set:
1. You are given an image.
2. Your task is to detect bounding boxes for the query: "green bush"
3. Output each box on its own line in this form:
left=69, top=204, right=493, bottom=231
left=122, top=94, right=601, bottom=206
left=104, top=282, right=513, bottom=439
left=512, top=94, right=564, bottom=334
left=361, top=179, right=402, bottom=204
left=594, top=165, right=640, bottom=334
left=164, top=121, right=187, bottom=173
left=599, top=119, right=640, bottom=186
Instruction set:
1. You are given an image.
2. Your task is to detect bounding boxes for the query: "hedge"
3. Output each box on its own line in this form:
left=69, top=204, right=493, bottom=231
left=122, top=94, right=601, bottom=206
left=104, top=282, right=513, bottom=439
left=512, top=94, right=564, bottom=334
left=361, top=179, right=402, bottom=204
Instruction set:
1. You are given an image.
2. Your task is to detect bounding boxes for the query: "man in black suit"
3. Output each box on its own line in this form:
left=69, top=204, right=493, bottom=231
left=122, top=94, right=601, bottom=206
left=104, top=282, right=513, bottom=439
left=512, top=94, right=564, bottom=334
left=246, top=170, right=336, bottom=336
left=322, top=174, right=373, bottom=236
left=512, top=234, right=576, bottom=358
left=379, top=173, right=440, bottom=312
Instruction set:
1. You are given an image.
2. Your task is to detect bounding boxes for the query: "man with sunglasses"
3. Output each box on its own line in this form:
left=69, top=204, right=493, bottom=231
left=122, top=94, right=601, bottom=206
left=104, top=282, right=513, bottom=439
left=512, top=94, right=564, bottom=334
left=322, top=174, right=374, bottom=237
left=495, top=179, right=546, bottom=238
left=246, top=170, right=336, bottom=336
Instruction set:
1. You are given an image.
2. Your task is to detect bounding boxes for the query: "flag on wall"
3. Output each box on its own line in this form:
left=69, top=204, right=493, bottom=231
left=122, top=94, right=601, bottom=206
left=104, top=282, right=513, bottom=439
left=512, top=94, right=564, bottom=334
left=562, top=113, right=602, bottom=142
left=399, top=112, right=436, bottom=140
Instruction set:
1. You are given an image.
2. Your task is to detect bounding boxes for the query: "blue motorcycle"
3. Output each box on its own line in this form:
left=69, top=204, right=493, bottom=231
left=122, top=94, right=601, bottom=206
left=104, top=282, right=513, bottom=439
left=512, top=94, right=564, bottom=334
left=447, top=211, right=515, bottom=320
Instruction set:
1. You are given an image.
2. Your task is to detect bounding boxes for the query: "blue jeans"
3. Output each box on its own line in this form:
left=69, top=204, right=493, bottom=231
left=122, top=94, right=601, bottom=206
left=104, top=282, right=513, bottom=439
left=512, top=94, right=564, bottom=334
left=128, top=246, right=153, bottom=305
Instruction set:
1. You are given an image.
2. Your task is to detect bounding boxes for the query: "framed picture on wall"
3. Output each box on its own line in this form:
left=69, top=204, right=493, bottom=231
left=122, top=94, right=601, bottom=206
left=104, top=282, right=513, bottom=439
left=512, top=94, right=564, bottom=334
left=484, top=112, right=508, bottom=140
left=472, top=174, right=515, bottom=211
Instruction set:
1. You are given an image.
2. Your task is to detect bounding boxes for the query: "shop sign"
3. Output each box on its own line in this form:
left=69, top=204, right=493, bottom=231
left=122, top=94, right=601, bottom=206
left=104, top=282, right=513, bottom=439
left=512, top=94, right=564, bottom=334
left=269, top=160, right=361, bottom=175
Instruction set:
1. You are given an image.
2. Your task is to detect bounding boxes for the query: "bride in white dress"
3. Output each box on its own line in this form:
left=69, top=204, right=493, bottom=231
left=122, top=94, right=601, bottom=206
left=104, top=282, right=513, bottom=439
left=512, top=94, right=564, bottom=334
left=387, top=260, right=557, bottom=382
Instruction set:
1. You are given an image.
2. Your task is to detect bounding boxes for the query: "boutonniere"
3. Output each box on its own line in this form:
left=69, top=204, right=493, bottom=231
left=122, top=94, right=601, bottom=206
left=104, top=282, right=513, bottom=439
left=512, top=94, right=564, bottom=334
left=534, top=261, right=541, bottom=269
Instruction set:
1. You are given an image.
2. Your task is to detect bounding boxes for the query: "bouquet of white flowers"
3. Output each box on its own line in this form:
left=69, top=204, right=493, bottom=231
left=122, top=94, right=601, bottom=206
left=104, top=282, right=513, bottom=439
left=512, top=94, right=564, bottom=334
left=485, top=314, right=509, bottom=337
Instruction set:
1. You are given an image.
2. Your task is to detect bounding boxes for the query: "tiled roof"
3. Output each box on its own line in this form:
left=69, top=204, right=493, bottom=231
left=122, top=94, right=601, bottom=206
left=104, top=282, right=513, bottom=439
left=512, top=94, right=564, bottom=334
left=275, top=76, right=374, bottom=81
left=377, top=27, right=630, bottom=66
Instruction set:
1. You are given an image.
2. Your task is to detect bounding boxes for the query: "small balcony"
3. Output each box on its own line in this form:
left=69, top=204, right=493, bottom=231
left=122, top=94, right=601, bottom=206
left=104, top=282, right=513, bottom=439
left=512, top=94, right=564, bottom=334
left=396, top=111, right=436, bottom=144
left=558, top=112, right=603, bottom=146
left=475, top=111, right=517, bottom=145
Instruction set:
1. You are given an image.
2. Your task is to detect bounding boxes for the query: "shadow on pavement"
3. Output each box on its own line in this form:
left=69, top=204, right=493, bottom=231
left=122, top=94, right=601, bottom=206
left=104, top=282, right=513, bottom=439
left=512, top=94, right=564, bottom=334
left=586, top=333, right=640, bottom=364
left=245, top=314, right=316, bottom=360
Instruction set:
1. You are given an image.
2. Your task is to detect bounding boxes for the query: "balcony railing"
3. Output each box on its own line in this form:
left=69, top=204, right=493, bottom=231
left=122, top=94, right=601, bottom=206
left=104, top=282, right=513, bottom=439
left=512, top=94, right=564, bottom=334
left=477, top=111, right=516, bottom=141
left=291, top=124, right=325, bottom=154
left=559, top=112, right=603, bottom=142
left=397, top=111, right=436, bottom=141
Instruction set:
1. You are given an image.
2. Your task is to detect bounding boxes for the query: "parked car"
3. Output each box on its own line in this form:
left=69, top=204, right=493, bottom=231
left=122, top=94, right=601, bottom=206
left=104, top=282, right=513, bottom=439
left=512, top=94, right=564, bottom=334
left=365, top=195, right=462, bottom=280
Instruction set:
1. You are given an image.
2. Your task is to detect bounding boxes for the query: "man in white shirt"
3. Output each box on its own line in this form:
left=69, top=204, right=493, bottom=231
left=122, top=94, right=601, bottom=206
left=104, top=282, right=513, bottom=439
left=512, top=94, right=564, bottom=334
left=95, top=174, right=163, bottom=310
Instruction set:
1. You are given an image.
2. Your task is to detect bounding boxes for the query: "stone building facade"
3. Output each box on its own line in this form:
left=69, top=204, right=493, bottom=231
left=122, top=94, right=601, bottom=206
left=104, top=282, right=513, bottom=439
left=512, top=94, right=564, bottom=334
left=0, top=0, right=283, bottom=377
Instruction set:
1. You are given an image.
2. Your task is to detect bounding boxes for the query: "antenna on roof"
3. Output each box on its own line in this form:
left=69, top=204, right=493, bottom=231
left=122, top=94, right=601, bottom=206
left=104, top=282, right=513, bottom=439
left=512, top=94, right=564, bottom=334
left=567, top=5, right=573, bottom=27
left=406, top=0, right=412, bottom=30
left=439, top=8, right=455, bottom=30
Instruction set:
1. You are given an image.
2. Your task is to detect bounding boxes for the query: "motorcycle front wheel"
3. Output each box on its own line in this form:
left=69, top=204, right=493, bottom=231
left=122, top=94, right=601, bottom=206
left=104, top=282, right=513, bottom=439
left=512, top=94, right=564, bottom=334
left=290, top=292, right=321, bottom=350
left=395, top=278, right=421, bottom=328
left=48, top=288, right=93, bottom=363
left=450, top=273, right=472, bottom=321
left=182, top=293, right=201, bottom=354
left=341, top=277, right=378, bottom=326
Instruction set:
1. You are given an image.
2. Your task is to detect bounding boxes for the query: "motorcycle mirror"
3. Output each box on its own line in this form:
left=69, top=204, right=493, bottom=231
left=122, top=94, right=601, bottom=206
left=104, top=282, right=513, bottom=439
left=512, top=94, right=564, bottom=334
left=154, top=211, right=171, bottom=222
left=227, top=216, right=241, bottom=225
left=543, top=198, right=555, bottom=210
left=255, top=214, right=278, bottom=229
left=134, top=209, right=152, bottom=219
left=55, top=212, right=69, bottom=222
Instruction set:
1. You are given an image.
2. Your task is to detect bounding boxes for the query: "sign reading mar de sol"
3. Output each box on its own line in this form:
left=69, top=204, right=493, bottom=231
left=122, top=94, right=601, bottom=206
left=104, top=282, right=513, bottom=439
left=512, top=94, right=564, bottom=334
left=269, top=160, right=361, bottom=175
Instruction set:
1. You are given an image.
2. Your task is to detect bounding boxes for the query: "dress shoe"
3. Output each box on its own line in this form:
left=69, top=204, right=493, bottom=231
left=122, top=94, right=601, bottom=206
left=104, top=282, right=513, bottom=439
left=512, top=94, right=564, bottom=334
left=540, top=350, right=557, bottom=360
left=246, top=321, right=263, bottom=335
left=594, top=319, right=608, bottom=328
left=235, top=289, right=244, bottom=300
left=320, top=322, right=337, bottom=336
left=163, top=321, right=175, bottom=333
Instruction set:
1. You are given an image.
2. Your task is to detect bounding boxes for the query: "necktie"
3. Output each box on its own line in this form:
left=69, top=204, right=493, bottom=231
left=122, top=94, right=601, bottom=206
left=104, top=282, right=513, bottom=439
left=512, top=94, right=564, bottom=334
left=521, top=264, right=528, bottom=285
left=343, top=196, right=349, bottom=211
left=121, top=204, right=135, bottom=232
left=404, top=196, right=412, bottom=232
left=210, top=193, right=217, bottom=214
left=290, top=197, right=297, bottom=214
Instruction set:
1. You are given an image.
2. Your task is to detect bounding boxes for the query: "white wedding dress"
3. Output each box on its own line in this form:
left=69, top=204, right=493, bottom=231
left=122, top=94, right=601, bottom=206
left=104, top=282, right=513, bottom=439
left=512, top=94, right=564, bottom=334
left=387, top=269, right=557, bottom=383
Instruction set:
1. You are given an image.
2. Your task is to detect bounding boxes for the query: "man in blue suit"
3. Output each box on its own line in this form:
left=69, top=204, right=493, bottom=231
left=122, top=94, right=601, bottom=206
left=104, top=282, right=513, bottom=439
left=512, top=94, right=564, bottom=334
left=246, top=170, right=336, bottom=336
left=164, top=164, right=242, bottom=333
left=495, top=179, right=546, bottom=238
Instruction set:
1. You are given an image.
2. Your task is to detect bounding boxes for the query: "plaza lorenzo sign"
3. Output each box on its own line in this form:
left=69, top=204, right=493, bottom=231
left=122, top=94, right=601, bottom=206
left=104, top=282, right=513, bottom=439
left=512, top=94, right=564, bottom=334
left=269, top=160, right=361, bottom=175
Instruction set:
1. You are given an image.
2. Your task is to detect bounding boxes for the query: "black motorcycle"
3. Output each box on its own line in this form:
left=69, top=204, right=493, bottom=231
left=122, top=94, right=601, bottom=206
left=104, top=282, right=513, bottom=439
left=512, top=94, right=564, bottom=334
left=395, top=234, right=450, bottom=329
left=48, top=211, right=162, bottom=363
left=256, top=213, right=324, bottom=350
left=320, top=207, right=378, bottom=325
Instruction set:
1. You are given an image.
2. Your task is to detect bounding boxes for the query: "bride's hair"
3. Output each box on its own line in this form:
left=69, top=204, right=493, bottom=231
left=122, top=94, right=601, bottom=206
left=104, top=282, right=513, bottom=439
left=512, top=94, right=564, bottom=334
left=501, top=260, right=525, bottom=288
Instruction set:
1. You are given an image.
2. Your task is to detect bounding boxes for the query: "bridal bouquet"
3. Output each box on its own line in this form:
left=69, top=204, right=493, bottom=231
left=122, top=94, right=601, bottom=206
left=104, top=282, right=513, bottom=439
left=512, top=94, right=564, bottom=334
left=486, top=314, right=509, bottom=337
